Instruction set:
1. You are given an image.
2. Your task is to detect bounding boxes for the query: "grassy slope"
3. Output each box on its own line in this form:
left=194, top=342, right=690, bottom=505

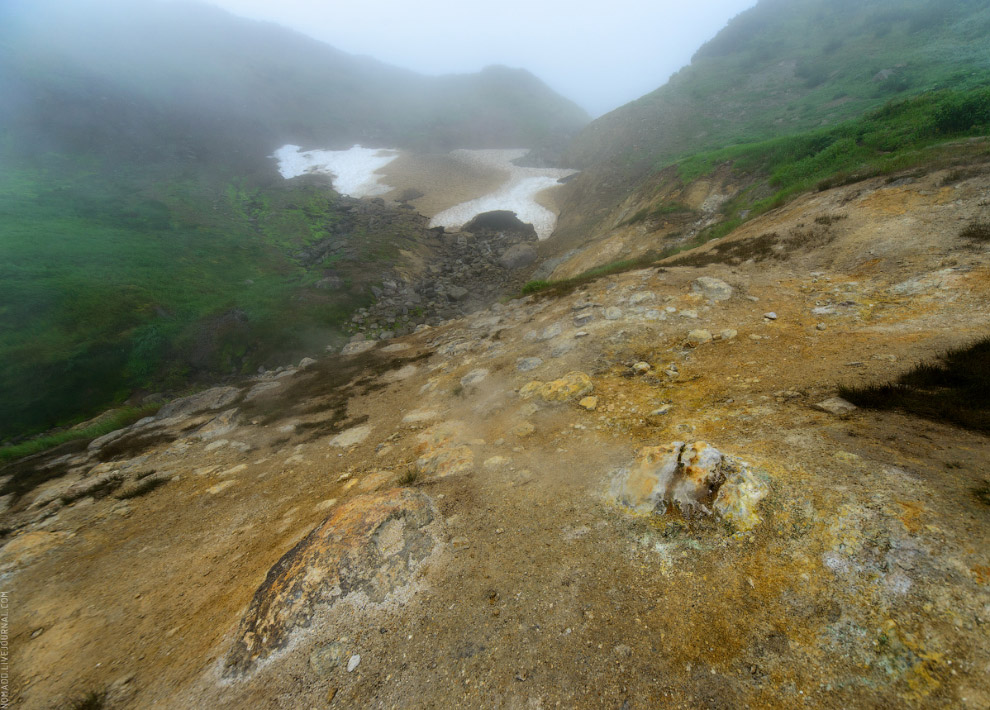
left=556, top=0, right=990, bottom=240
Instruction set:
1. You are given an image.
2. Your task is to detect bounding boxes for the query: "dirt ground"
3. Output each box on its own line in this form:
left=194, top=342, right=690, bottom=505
left=2, top=165, right=989, bottom=709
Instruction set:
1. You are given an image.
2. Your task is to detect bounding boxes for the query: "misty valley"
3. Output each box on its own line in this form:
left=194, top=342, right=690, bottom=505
left=1, top=0, right=989, bottom=708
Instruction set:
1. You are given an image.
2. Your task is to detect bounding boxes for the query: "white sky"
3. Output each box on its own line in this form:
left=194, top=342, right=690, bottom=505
left=191, top=0, right=757, bottom=117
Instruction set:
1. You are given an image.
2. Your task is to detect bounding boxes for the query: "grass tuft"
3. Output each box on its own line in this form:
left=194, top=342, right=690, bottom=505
left=0, top=404, right=161, bottom=465
left=520, top=252, right=661, bottom=298
left=960, top=221, right=990, bottom=242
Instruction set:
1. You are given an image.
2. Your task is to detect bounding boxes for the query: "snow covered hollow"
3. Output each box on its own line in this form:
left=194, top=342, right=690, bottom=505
left=428, top=150, right=578, bottom=240
left=273, top=144, right=400, bottom=198
left=273, top=145, right=578, bottom=240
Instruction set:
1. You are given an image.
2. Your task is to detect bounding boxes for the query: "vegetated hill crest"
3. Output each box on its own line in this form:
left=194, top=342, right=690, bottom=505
left=554, top=0, right=990, bottom=248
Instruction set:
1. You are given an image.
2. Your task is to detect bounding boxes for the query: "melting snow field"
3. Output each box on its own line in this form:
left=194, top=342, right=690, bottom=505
left=273, top=145, right=577, bottom=240
left=428, top=150, right=578, bottom=240
left=273, top=144, right=400, bottom=198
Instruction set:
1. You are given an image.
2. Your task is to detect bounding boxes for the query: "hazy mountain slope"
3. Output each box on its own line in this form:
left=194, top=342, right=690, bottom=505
left=3, top=0, right=589, bottom=156
left=0, top=0, right=588, bottom=440
left=555, top=0, right=990, bottom=241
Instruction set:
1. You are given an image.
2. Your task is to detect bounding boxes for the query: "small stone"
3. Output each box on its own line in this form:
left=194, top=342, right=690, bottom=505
left=679, top=309, right=699, bottom=319
left=341, top=340, right=376, bottom=356
left=451, top=536, right=471, bottom=551
left=685, top=329, right=713, bottom=347
left=511, top=421, right=536, bottom=438
left=460, top=368, right=489, bottom=387
left=298, top=357, right=317, bottom=369
left=310, top=642, right=345, bottom=676
left=347, top=654, right=361, bottom=673
left=574, top=331, right=589, bottom=338
left=516, top=357, right=543, bottom=372
left=816, top=323, right=827, bottom=331
left=650, top=405, right=671, bottom=416
left=330, top=424, right=373, bottom=448
left=629, top=291, right=656, bottom=305
left=691, top=277, right=733, bottom=302
left=814, top=397, right=858, bottom=416
left=447, top=286, right=469, bottom=302
left=604, top=307, right=622, bottom=321
left=538, top=323, right=563, bottom=341
left=632, top=362, right=651, bottom=374
left=763, top=312, right=778, bottom=320
left=719, top=329, right=738, bottom=340
left=614, top=644, right=633, bottom=658
left=574, top=313, right=594, bottom=326
left=579, top=396, right=598, bottom=411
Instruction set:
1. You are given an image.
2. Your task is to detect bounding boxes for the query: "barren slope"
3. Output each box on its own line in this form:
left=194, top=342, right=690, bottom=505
left=2, top=165, right=989, bottom=709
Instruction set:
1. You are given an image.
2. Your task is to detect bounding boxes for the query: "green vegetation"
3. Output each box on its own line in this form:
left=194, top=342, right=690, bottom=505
left=521, top=252, right=661, bottom=297
left=0, top=0, right=589, bottom=442
left=0, top=150, right=421, bottom=439
left=622, top=202, right=695, bottom=226
left=562, top=0, right=990, bottom=241
left=839, top=336, right=990, bottom=433
left=0, top=404, right=160, bottom=464
left=669, top=86, right=990, bottom=237
left=961, top=221, right=990, bottom=242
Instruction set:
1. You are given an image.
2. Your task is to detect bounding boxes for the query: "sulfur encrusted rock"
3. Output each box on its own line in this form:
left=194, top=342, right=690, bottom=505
left=520, top=371, right=594, bottom=403
left=612, top=441, right=769, bottom=531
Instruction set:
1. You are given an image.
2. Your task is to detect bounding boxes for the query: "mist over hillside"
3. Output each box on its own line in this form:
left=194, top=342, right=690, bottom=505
left=0, top=0, right=588, bottom=439
left=558, top=0, right=990, bottom=237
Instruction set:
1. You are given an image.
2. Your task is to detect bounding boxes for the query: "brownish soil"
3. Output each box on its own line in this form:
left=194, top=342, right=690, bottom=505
left=3, top=165, right=990, bottom=709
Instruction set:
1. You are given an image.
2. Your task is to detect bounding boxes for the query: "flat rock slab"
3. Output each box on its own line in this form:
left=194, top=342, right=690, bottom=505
left=330, top=424, right=374, bottom=448
left=155, top=386, right=241, bottom=420
left=224, top=489, right=438, bottom=676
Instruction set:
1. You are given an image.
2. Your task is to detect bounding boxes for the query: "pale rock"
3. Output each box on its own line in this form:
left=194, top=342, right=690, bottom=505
left=330, top=424, right=374, bottom=448
left=511, top=421, right=536, bottom=438
left=686, top=329, right=713, bottom=347
left=604, top=307, right=622, bottom=321
left=341, top=340, right=376, bottom=356
left=579, top=396, right=599, bottom=411
left=156, top=386, right=241, bottom=420
left=460, top=369, right=489, bottom=387
left=632, top=362, right=652, bottom=374
left=691, top=277, right=734, bottom=302
left=516, top=357, right=543, bottom=372
left=814, top=397, right=858, bottom=416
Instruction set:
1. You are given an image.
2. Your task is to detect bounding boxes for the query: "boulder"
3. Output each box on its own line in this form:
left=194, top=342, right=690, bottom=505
left=691, top=277, right=733, bottom=302
left=224, top=490, right=438, bottom=676
left=612, top=441, right=769, bottom=530
left=498, top=244, right=538, bottom=270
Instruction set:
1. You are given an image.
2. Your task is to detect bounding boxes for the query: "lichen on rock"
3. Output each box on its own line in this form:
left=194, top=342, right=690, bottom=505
left=519, top=371, right=594, bottom=403
left=612, top=441, right=769, bottom=531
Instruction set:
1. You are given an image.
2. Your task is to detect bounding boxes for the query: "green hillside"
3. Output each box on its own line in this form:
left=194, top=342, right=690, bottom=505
left=559, top=0, right=990, bottom=233
left=0, top=0, right=588, bottom=441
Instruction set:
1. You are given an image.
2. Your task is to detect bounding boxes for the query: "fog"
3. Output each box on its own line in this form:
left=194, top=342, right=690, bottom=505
left=164, top=0, right=757, bottom=117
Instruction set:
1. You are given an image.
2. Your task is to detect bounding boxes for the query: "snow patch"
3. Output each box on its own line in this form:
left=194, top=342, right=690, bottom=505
left=428, top=149, right=578, bottom=240
left=273, top=144, right=399, bottom=198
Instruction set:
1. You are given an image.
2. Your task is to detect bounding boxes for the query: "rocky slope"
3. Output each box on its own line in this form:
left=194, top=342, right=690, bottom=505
left=2, top=164, right=990, bottom=708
